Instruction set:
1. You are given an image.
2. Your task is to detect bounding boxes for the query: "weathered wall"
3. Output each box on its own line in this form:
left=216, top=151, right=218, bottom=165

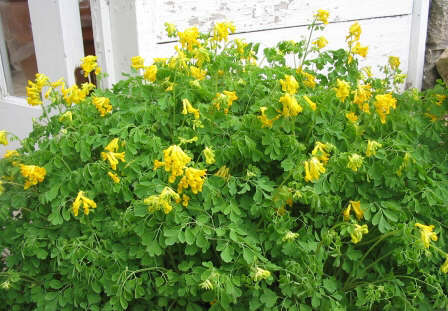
left=135, top=0, right=413, bottom=78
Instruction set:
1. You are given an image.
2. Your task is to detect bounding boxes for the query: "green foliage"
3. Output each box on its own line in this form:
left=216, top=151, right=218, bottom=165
left=1, top=19, right=448, bottom=311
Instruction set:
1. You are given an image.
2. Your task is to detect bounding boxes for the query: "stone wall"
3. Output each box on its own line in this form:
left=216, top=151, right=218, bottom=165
left=423, top=0, right=448, bottom=89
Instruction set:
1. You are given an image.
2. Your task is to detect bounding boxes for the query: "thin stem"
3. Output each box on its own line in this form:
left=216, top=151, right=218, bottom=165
left=299, top=18, right=317, bottom=69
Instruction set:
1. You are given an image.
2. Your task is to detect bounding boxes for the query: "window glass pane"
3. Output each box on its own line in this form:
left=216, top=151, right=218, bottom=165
left=0, top=0, right=37, bottom=97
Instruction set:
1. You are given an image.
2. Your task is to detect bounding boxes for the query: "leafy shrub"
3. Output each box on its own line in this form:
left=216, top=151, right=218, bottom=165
left=1, top=11, right=448, bottom=310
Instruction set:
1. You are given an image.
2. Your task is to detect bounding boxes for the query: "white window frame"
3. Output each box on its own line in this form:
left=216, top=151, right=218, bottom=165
left=0, top=0, right=85, bottom=154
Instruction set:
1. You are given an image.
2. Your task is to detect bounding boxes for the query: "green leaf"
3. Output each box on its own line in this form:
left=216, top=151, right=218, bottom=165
left=260, top=288, right=277, bottom=307
left=221, top=245, right=234, bottom=263
left=49, top=279, right=63, bottom=289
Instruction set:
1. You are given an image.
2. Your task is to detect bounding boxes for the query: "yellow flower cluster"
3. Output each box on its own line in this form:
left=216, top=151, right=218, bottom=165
left=131, top=56, right=145, bottom=69
left=253, top=267, right=271, bottom=282
left=164, top=22, right=177, bottom=38
left=388, top=56, right=400, bottom=70
left=301, top=71, right=317, bottom=89
left=366, top=140, right=382, bottom=157
left=62, top=82, right=95, bottom=106
left=212, top=22, right=236, bottom=42
left=351, top=224, right=368, bottom=244
left=345, top=112, right=358, bottom=123
left=346, top=22, right=368, bottom=61
left=177, top=167, right=207, bottom=194
left=178, top=27, right=200, bottom=51
left=213, top=91, right=238, bottom=114
left=203, top=147, right=216, bottom=165
left=20, top=164, right=46, bottom=190
left=304, top=157, right=326, bottom=182
left=441, top=256, right=448, bottom=274
left=313, top=36, right=328, bottom=49
left=343, top=200, right=363, bottom=221
left=435, top=94, right=446, bottom=106
left=415, top=223, right=438, bottom=249
left=280, top=75, right=299, bottom=95
left=282, top=231, right=299, bottom=242
left=182, top=99, right=200, bottom=120
left=72, top=191, right=97, bottom=216
left=311, top=141, right=333, bottom=164
left=0, top=130, right=8, bottom=145
left=108, top=171, right=120, bottom=183
left=190, top=66, right=207, bottom=80
left=101, top=138, right=126, bottom=171
left=81, top=55, right=101, bottom=77
left=258, top=107, right=280, bottom=128
left=26, top=73, right=49, bottom=106
left=347, top=153, right=363, bottom=172
left=59, top=111, right=73, bottom=122
left=144, top=186, right=180, bottom=214
left=92, top=96, right=112, bottom=116
left=155, top=145, right=192, bottom=183
left=144, top=65, right=157, bottom=82
left=280, top=94, right=302, bottom=117
left=334, top=79, right=350, bottom=102
left=374, top=93, right=396, bottom=124
left=315, top=9, right=329, bottom=25
left=353, top=84, right=372, bottom=113
left=215, top=165, right=230, bottom=180
left=4, top=150, right=19, bottom=158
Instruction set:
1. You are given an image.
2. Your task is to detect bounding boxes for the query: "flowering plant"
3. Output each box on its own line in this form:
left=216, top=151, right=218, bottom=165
left=1, top=11, right=448, bottom=310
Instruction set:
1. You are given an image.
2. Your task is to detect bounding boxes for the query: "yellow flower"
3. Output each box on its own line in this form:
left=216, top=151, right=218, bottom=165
left=282, top=231, right=299, bottom=242
left=345, top=112, right=358, bottom=123
left=313, top=36, right=328, bottom=49
left=0, top=180, right=3, bottom=195
left=347, top=153, right=363, bottom=172
left=26, top=73, right=50, bottom=106
left=72, top=191, right=97, bottom=216
left=108, top=171, right=120, bottom=183
left=20, top=164, right=46, bottom=190
left=162, top=145, right=192, bottom=183
left=0, top=131, right=8, bottom=146
left=61, top=83, right=95, bottom=106
left=301, top=72, right=317, bottom=88
left=105, top=138, right=119, bottom=152
left=353, top=84, right=372, bottom=112
left=303, top=95, right=316, bottom=111
left=131, top=56, right=145, bottom=69
left=334, top=79, right=350, bottom=102
left=144, top=65, right=157, bottom=82
left=178, top=27, right=200, bottom=51
left=190, top=66, right=207, bottom=80
left=253, top=267, right=271, bottom=281
left=92, top=97, right=112, bottom=116
left=311, top=142, right=333, bottom=164
left=258, top=107, right=280, bottom=128
left=304, top=157, right=326, bottom=182
left=343, top=200, right=363, bottom=221
left=366, top=140, right=382, bottom=157
left=58, top=111, right=73, bottom=122
left=182, top=99, right=200, bottom=120
left=213, top=91, right=238, bottom=114
left=441, top=256, right=448, bottom=274
left=199, top=279, right=214, bottom=290
left=280, top=94, right=303, bottom=117
left=388, top=56, right=400, bottom=70
left=374, top=94, right=396, bottom=124
left=203, top=147, right=216, bottom=165
left=212, top=22, right=236, bottom=42
left=435, top=94, right=446, bottom=106
left=351, top=224, right=368, bottom=244
left=164, top=22, right=177, bottom=37
left=415, top=223, right=438, bottom=249
left=347, top=22, right=362, bottom=42
left=4, top=150, right=19, bottom=158
left=101, top=138, right=125, bottom=170
left=280, top=75, right=299, bottom=95
left=177, top=167, right=207, bottom=194
left=362, top=66, right=373, bottom=78
left=215, top=165, right=230, bottom=180
left=192, top=47, right=210, bottom=67
left=352, top=42, right=368, bottom=58
left=315, top=9, right=329, bottom=24
left=80, top=55, right=99, bottom=77
left=425, top=113, right=438, bottom=122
